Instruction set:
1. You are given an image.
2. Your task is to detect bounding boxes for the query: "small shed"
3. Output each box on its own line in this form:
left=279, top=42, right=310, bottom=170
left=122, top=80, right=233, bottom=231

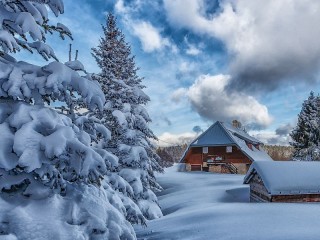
left=244, top=161, right=320, bottom=202
left=180, top=121, right=273, bottom=174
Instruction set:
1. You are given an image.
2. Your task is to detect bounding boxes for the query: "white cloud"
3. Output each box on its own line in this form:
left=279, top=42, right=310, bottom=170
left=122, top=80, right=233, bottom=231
left=184, top=36, right=201, bottom=56
left=132, top=21, right=173, bottom=52
left=164, top=0, right=320, bottom=90
left=171, top=88, right=187, bottom=102
left=156, top=132, right=196, bottom=147
left=250, top=123, right=293, bottom=145
left=173, top=74, right=273, bottom=128
left=178, top=61, right=195, bottom=74
left=186, top=45, right=201, bottom=56
left=163, top=0, right=213, bottom=35
left=115, top=0, right=127, bottom=13
left=276, top=123, right=293, bottom=136
left=114, top=0, right=176, bottom=53
left=251, top=131, right=292, bottom=146
left=115, top=0, right=143, bottom=14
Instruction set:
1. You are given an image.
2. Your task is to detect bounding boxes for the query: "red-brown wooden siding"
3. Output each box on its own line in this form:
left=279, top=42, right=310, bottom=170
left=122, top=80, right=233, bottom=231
left=184, top=147, right=203, bottom=165
left=190, top=165, right=202, bottom=171
left=271, top=194, right=320, bottom=202
left=184, top=146, right=251, bottom=165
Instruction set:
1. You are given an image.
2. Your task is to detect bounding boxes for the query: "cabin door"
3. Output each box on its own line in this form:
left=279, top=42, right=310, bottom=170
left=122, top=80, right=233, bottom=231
left=190, top=165, right=202, bottom=171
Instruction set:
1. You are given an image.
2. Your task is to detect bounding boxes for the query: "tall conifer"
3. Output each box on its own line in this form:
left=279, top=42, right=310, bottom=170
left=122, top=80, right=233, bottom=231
left=290, top=92, right=320, bottom=160
left=92, top=13, right=163, bottom=221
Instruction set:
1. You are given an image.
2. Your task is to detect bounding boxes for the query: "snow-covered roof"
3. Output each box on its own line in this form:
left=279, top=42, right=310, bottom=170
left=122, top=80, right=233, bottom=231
left=190, top=122, right=234, bottom=147
left=180, top=121, right=272, bottom=162
left=222, top=122, right=262, bottom=144
left=190, top=122, right=262, bottom=147
left=244, top=161, right=320, bottom=195
left=232, top=136, right=273, bottom=162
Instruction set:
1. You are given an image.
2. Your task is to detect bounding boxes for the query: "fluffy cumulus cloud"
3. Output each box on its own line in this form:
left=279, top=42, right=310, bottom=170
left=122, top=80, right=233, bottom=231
left=171, top=88, right=187, bottom=102
left=250, top=122, right=294, bottom=145
left=156, top=132, right=197, bottom=147
left=114, top=0, right=127, bottom=13
left=164, top=0, right=320, bottom=91
left=251, top=131, right=292, bottom=146
left=276, top=123, right=293, bottom=136
left=173, top=74, right=273, bottom=128
left=114, top=0, right=176, bottom=53
left=132, top=21, right=173, bottom=52
left=163, top=0, right=214, bottom=35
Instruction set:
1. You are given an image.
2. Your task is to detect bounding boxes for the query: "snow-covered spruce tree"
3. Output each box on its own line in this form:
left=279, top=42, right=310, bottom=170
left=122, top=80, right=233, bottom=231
left=290, top=92, right=320, bottom=161
left=0, top=1, right=135, bottom=239
left=92, top=13, right=163, bottom=221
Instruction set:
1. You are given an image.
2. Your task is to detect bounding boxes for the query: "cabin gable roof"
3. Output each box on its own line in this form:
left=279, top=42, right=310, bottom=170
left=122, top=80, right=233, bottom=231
left=190, top=122, right=235, bottom=147
left=180, top=121, right=273, bottom=163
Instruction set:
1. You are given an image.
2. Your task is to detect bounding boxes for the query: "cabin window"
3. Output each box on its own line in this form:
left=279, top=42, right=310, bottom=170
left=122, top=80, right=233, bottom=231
left=226, top=146, right=232, bottom=153
left=206, top=155, right=223, bottom=162
left=247, top=143, right=253, bottom=150
left=202, top=147, right=208, bottom=153
left=191, top=165, right=202, bottom=171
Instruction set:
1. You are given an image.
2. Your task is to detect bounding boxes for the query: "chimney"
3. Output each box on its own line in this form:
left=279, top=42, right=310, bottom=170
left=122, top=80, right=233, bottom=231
left=232, top=120, right=242, bottom=129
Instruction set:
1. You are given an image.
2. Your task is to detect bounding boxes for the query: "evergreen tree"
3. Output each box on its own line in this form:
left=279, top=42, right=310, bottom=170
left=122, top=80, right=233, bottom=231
left=0, top=1, right=135, bottom=238
left=92, top=13, right=163, bottom=221
left=290, top=91, right=320, bottom=160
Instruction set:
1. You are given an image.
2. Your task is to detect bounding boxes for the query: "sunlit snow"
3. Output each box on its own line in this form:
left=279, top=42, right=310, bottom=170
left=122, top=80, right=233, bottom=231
left=135, top=165, right=320, bottom=240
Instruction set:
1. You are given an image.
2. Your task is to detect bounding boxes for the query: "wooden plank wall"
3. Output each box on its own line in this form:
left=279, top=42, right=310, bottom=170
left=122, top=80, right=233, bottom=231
left=184, top=146, right=252, bottom=173
left=185, top=147, right=202, bottom=165
left=184, top=146, right=251, bottom=164
left=272, top=194, right=320, bottom=202
left=249, top=174, right=271, bottom=202
left=203, top=146, right=251, bottom=164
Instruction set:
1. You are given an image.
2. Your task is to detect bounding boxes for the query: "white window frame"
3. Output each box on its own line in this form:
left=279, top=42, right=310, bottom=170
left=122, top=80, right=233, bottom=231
left=226, top=146, right=232, bottom=153
left=203, top=146, right=208, bottom=153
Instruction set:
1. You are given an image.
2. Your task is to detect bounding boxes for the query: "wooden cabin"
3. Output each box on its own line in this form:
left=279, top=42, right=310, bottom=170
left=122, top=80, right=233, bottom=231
left=180, top=121, right=273, bottom=174
left=244, top=161, right=320, bottom=202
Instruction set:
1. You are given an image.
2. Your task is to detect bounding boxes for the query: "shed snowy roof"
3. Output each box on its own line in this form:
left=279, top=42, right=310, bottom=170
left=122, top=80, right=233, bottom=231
left=180, top=121, right=272, bottom=162
left=244, top=161, right=320, bottom=195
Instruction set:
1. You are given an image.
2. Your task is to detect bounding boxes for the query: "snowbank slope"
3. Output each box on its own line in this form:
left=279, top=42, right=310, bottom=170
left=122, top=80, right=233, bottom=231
left=135, top=165, right=320, bottom=240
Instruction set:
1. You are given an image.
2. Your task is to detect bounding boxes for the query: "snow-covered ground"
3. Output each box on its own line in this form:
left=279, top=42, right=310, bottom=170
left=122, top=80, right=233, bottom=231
left=135, top=165, right=320, bottom=240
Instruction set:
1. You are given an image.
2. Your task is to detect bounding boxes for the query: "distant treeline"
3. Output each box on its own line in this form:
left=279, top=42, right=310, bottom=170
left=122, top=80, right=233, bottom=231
left=157, top=144, right=293, bottom=167
left=156, top=144, right=188, bottom=167
left=262, top=145, right=293, bottom=161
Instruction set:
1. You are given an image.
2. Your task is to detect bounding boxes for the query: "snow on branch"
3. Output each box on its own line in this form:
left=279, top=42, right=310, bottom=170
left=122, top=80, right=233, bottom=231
left=0, top=101, right=111, bottom=197
left=0, top=0, right=70, bottom=58
left=0, top=59, right=105, bottom=111
left=20, top=0, right=64, bottom=16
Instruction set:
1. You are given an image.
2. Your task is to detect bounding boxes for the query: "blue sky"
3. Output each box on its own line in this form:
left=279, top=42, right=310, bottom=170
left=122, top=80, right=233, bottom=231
left=18, top=0, right=320, bottom=146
